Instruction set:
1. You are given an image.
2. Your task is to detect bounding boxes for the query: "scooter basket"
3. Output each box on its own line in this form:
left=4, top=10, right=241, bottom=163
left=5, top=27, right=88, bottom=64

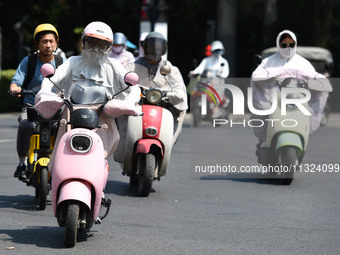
left=27, top=107, right=61, bottom=122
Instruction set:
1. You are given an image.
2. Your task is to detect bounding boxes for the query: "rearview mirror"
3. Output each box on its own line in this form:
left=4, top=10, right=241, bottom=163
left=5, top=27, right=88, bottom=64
left=124, top=71, right=139, bottom=86
left=252, top=54, right=263, bottom=66
left=325, top=60, right=334, bottom=71
left=40, top=63, right=55, bottom=78
left=160, top=65, right=171, bottom=76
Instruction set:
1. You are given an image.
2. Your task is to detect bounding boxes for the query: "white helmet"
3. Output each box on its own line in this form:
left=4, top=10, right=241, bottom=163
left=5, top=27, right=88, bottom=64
left=211, top=40, right=224, bottom=55
left=81, top=21, right=113, bottom=54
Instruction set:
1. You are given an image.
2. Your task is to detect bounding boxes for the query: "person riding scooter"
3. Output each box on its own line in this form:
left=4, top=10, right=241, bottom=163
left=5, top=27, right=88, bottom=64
left=190, top=40, right=230, bottom=80
left=108, top=32, right=135, bottom=66
left=36, top=21, right=141, bottom=170
left=113, top=31, right=188, bottom=163
left=250, top=30, right=331, bottom=157
left=10, top=23, right=65, bottom=180
left=189, top=40, right=231, bottom=125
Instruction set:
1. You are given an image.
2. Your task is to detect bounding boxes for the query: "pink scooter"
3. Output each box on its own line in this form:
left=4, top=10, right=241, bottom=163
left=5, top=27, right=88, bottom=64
left=38, top=63, right=139, bottom=247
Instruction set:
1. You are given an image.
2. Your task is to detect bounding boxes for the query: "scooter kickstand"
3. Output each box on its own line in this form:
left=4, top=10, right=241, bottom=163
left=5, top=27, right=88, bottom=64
left=95, top=196, right=112, bottom=224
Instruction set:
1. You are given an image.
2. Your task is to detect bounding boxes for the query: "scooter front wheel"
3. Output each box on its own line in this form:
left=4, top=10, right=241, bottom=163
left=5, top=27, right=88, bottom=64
left=137, top=153, right=156, bottom=197
left=280, top=146, right=297, bottom=185
left=38, top=167, right=49, bottom=210
left=130, top=176, right=139, bottom=186
left=193, top=107, right=201, bottom=127
left=64, top=203, right=80, bottom=248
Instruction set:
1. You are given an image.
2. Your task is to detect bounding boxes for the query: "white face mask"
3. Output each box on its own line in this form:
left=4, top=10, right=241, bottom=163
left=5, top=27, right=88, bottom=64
left=112, top=45, right=124, bottom=53
left=279, top=47, right=296, bottom=60
left=82, top=48, right=106, bottom=63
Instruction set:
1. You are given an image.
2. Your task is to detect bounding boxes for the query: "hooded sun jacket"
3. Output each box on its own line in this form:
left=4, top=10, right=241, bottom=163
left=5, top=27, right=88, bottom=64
left=250, top=30, right=331, bottom=140
left=257, top=30, right=315, bottom=71
left=36, top=52, right=141, bottom=169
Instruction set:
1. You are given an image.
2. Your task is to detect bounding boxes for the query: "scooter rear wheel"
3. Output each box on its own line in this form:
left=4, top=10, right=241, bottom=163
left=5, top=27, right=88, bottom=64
left=64, top=203, right=80, bottom=248
left=138, top=153, right=156, bottom=197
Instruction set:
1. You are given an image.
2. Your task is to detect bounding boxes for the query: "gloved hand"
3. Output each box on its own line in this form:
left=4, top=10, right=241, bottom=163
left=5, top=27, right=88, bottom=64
left=103, top=99, right=143, bottom=119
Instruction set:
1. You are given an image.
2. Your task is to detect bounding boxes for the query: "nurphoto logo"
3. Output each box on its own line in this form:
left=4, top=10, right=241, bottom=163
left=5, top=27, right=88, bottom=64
left=196, top=82, right=224, bottom=115
left=198, top=83, right=312, bottom=127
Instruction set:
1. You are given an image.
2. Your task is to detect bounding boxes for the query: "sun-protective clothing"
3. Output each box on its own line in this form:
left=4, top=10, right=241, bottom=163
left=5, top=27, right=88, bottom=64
left=191, top=40, right=229, bottom=79
left=36, top=22, right=141, bottom=170
left=250, top=30, right=331, bottom=140
left=257, top=30, right=315, bottom=71
left=108, top=32, right=135, bottom=66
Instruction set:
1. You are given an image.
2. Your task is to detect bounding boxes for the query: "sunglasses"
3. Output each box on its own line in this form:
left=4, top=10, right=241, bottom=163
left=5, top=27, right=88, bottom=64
left=281, top=43, right=295, bottom=48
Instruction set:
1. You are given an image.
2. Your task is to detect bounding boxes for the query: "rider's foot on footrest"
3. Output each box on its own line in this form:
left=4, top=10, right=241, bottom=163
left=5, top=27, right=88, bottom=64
left=14, top=163, right=27, bottom=180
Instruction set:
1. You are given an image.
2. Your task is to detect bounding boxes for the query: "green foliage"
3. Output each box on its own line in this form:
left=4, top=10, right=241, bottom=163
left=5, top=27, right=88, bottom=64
left=0, top=0, right=140, bottom=68
left=0, top=69, right=21, bottom=112
left=2, top=0, right=340, bottom=75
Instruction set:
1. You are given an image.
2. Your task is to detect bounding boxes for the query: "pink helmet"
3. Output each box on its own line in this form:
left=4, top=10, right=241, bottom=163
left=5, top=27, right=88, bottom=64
left=81, top=21, right=113, bottom=54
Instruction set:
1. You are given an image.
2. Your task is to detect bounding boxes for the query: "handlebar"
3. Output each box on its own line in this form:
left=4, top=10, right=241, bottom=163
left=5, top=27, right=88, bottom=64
left=8, top=86, right=41, bottom=97
left=8, top=89, right=34, bottom=96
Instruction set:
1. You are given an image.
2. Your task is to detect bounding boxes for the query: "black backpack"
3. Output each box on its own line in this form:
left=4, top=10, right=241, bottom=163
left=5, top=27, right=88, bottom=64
left=22, top=54, right=63, bottom=89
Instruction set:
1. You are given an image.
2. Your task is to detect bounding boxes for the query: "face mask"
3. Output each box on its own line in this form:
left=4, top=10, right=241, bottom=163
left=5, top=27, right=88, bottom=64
left=279, top=45, right=296, bottom=60
left=83, top=48, right=106, bottom=62
left=212, top=49, right=223, bottom=56
left=112, top=45, right=124, bottom=53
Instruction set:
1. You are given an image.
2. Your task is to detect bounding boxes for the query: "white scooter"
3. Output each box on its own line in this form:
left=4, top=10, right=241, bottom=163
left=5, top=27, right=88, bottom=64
left=252, top=55, right=332, bottom=185
left=120, top=66, right=177, bottom=196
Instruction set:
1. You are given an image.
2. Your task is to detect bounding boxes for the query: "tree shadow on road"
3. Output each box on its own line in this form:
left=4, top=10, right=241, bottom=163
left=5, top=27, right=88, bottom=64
left=0, top=195, right=52, bottom=211
left=0, top=225, right=95, bottom=249
left=104, top=180, right=156, bottom=197
left=0, top=226, right=65, bottom=249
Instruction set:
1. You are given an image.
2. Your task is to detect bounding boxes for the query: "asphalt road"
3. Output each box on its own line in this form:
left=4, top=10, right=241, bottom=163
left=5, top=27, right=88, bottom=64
left=0, top=113, right=340, bottom=255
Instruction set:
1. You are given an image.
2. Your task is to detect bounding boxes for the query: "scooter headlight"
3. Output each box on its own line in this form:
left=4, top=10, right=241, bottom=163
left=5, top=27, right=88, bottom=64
left=70, top=134, right=93, bottom=153
left=146, top=89, right=162, bottom=104
left=145, top=127, right=158, bottom=137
